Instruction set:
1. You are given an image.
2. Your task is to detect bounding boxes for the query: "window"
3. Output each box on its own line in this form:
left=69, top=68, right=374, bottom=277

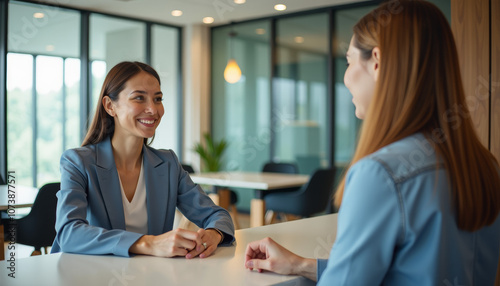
left=6, top=53, right=33, bottom=187
left=89, top=14, right=146, bottom=117
left=7, top=2, right=80, bottom=187
left=4, top=2, right=182, bottom=187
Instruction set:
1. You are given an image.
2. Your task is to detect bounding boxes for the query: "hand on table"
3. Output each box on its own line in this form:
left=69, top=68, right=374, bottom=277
left=187, top=228, right=222, bottom=259
left=130, top=228, right=222, bottom=259
left=244, top=237, right=317, bottom=281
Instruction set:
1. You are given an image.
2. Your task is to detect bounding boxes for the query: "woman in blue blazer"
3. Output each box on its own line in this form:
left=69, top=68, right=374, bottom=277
left=52, top=61, right=234, bottom=258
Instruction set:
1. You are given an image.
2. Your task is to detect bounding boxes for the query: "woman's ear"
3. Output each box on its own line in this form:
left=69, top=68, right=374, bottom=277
left=371, top=47, right=381, bottom=81
left=103, top=96, right=115, bottom=117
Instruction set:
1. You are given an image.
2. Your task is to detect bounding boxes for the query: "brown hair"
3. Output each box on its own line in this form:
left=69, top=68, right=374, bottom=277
left=82, top=61, right=161, bottom=147
left=335, top=0, right=500, bottom=231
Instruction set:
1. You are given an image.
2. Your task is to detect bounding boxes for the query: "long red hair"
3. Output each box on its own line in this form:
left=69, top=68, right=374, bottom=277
left=335, top=0, right=500, bottom=231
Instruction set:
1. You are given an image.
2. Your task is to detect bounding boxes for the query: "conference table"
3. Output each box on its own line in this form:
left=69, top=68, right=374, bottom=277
left=190, top=172, right=310, bottom=227
left=0, top=185, right=39, bottom=261
left=0, top=214, right=338, bottom=285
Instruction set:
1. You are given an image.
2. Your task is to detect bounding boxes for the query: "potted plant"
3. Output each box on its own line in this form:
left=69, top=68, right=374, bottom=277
left=193, top=133, right=228, bottom=172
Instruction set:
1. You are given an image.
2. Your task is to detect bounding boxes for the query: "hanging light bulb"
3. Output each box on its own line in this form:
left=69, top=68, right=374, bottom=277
left=224, top=59, right=242, bottom=83
left=224, top=29, right=242, bottom=83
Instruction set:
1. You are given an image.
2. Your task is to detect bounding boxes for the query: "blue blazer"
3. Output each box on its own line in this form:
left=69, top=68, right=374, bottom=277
left=51, top=137, right=235, bottom=257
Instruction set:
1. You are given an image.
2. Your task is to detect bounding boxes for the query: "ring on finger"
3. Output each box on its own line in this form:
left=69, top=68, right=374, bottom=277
left=202, top=242, right=207, bottom=250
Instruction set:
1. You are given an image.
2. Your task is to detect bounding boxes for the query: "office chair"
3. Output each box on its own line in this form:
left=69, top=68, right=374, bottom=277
left=5, top=182, right=60, bottom=255
left=264, top=168, right=336, bottom=224
left=261, top=162, right=300, bottom=196
left=259, top=162, right=300, bottom=223
left=181, top=164, right=240, bottom=229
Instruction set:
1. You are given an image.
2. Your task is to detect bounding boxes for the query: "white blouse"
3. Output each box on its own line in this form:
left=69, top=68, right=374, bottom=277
left=119, top=160, right=148, bottom=234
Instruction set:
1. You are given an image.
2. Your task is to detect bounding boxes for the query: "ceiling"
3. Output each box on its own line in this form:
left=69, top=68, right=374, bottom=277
left=38, top=0, right=364, bottom=26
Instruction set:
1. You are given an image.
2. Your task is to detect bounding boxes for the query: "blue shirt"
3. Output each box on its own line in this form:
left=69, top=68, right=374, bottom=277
left=317, top=133, right=500, bottom=285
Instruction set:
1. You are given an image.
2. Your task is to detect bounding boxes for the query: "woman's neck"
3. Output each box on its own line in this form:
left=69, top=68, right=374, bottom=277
left=111, top=135, right=143, bottom=171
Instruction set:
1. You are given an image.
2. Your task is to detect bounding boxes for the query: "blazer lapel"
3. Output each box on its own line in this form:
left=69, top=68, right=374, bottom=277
left=95, top=137, right=126, bottom=230
left=143, top=146, right=169, bottom=235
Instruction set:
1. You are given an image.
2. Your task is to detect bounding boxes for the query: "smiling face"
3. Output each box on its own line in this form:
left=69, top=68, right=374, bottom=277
left=344, top=37, right=379, bottom=119
left=104, top=71, right=164, bottom=141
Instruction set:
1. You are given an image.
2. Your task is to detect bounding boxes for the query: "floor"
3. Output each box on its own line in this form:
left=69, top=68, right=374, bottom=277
left=3, top=212, right=251, bottom=260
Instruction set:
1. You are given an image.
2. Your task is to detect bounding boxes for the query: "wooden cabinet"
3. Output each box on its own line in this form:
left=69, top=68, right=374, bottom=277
left=451, top=0, right=500, bottom=161
left=492, top=0, right=500, bottom=161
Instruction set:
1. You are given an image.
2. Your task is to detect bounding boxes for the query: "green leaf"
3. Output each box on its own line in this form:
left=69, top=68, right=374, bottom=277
left=192, top=133, right=228, bottom=172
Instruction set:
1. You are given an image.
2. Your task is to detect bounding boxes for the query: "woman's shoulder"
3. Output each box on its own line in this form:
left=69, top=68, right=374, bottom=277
left=61, top=144, right=98, bottom=165
left=363, top=133, right=441, bottom=181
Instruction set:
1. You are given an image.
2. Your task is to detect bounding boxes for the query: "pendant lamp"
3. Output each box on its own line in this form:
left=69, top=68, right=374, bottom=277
left=224, top=30, right=242, bottom=83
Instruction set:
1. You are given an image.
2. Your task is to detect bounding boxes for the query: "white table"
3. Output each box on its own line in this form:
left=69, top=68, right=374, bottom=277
left=190, top=172, right=310, bottom=227
left=0, top=214, right=338, bottom=286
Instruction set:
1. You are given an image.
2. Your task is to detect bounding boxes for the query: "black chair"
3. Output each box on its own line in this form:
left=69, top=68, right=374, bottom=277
left=5, top=182, right=60, bottom=255
left=181, top=164, right=240, bottom=229
left=264, top=168, right=336, bottom=222
left=262, top=162, right=298, bottom=174
left=261, top=162, right=300, bottom=197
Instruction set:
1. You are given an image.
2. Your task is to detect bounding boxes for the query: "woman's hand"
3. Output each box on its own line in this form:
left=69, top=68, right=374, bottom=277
left=129, top=228, right=222, bottom=259
left=187, top=228, right=222, bottom=259
left=130, top=228, right=202, bottom=258
left=244, top=237, right=317, bottom=281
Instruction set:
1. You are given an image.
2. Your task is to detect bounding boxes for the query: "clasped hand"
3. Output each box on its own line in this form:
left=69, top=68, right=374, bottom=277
left=244, top=237, right=317, bottom=281
left=244, top=237, right=302, bottom=274
left=131, top=228, right=221, bottom=259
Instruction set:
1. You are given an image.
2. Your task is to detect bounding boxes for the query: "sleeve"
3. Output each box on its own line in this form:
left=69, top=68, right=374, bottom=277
left=53, top=149, right=143, bottom=257
left=317, top=158, right=403, bottom=285
left=171, top=152, right=235, bottom=245
left=317, top=259, right=329, bottom=280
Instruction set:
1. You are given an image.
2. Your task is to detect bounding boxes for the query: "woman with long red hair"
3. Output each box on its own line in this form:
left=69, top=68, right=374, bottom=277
left=244, top=1, right=500, bottom=285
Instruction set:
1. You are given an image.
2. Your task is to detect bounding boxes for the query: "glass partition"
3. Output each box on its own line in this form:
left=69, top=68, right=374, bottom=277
left=212, top=21, right=272, bottom=209
left=274, top=13, right=329, bottom=175
left=212, top=20, right=272, bottom=173
left=150, top=25, right=180, bottom=152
